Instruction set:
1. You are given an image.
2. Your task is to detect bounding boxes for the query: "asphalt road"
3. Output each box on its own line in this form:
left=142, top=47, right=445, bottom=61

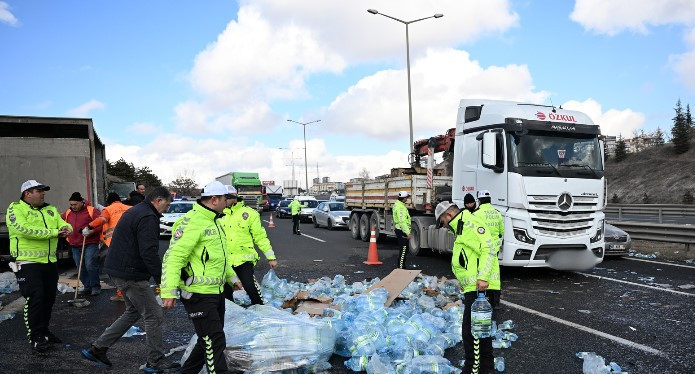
left=0, top=211, right=694, bottom=373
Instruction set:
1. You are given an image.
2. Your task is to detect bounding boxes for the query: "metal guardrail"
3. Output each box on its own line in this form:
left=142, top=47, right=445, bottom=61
left=608, top=220, right=695, bottom=252
left=605, top=204, right=695, bottom=223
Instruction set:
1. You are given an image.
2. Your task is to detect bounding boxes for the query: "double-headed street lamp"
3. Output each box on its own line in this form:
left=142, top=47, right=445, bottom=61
left=287, top=119, right=321, bottom=193
left=367, top=9, right=443, bottom=155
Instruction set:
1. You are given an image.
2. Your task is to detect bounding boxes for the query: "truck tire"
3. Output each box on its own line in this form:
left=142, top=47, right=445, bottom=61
left=369, top=212, right=381, bottom=240
left=409, top=224, right=422, bottom=256
left=359, top=213, right=371, bottom=242
left=350, top=214, right=361, bottom=240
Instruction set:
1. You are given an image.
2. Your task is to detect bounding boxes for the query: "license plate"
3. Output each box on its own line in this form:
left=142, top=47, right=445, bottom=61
left=610, top=244, right=626, bottom=250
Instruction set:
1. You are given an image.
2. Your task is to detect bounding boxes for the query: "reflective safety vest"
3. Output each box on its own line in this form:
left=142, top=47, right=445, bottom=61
left=289, top=199, right=304, bottom=215
left=160, top=203, right=237, bottom=298
left=392, top=200, right=411, bottom=235
left=220, top=202, right=275, bottom=267
left=449, top=210, right=500, bottom=293
left=473, top=203, right=505, bottom=251
left=6, top=199, right=72, bottom=263
left=89, top=201, right=131, bottom=247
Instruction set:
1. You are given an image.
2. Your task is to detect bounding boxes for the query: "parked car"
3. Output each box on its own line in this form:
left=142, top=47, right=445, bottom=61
left=276, top=199, right=292, bottom=218
left=300, top=199, right=320, bottom=222
left=160, top=201, right=194, bottom=237
left=313, top=202, right=350, bottom=230
left=604, top=223, right=631, bottom=256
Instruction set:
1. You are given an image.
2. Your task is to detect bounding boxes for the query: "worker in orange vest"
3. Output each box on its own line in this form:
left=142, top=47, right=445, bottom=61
left=83, top=192, right=131, bottom=301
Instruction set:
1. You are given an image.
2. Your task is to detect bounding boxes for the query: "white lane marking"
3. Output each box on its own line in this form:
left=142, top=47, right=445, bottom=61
left=624, top=257, right=695, bottom=269
left=576, top=272, right=695, bottom=297
left=500, top=300, right=665, bottom=357
left=300, top=233, right=326, bottom=243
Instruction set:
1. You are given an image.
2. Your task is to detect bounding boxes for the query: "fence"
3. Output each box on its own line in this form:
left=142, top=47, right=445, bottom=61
left=607, top=220, right=695, bottom=252
left=605, top=204, right=695, bottom=223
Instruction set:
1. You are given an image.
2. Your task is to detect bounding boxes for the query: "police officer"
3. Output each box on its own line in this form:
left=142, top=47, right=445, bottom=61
left=288, top=197, right=304, bottom=235
left=161, top=181, right=236, bottom=374
left=435, top=201, right=500, bottom=374
left=6, top=180, right=72, bottom=352
left=220, top=186, right=277, bottom=305
left=473, top=190, right=505, bottom=253
left=393, top=191, right=411, bottom=269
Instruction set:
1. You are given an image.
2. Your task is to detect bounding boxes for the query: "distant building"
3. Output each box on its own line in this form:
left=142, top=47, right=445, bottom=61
left=322, top=176, right=330, bottom=183
left=625, top=136, right=658, bottom=153
left=312, top=177, right=320, bottom=185
left=604, top=136, right=617, bottom=157
left=310, top=181, right=344, bottom=194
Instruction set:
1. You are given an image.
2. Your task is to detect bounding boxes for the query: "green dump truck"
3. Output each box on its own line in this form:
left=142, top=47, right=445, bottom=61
left=216, top=172, right=263, bottom=211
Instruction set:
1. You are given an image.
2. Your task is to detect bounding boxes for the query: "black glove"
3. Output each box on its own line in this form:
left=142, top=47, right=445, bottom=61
left=223, top=283, right=235, bottom=302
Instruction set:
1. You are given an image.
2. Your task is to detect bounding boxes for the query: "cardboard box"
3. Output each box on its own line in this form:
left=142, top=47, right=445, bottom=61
left=365, top=269, right=421, bottom=306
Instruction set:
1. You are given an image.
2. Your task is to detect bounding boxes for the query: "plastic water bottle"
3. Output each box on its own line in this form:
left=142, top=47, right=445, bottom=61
left=344, top=356, right=369, bottom=371
left=494, top=357, right=505, bottom=372
left=471, top=292, right=493, bottom=338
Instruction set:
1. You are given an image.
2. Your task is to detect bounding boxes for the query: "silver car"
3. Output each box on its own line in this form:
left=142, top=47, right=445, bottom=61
left=159, top=201, right=194, bottom=238
left=604, top=223, right=632, bottom=256
left=313, top=202, right=350, bottom=230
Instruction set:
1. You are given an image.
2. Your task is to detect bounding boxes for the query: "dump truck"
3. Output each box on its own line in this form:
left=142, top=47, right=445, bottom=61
left=216, top=172, right=263, bottom=211
left=347, top=99, right=607, bottom=268
left=0, top=115, right=107, bottom=262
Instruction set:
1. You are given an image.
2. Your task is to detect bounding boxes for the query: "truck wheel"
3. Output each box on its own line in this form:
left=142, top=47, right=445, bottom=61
left=359, top=214, right=371, bottom=242
left=350, top=214, right=361, bottom=240
left=369, top=212, right=381, bottom=240
left=409, top=225, right=422, bottom=256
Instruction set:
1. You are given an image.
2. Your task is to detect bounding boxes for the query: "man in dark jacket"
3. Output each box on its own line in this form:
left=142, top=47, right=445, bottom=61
left=81, top=187, right=180, bottom=372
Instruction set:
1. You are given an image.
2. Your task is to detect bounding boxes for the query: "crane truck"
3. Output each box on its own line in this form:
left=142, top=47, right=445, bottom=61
left=346, top=99, right=606, bottom=267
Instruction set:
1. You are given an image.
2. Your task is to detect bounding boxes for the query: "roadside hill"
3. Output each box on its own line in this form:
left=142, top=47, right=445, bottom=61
left=605, top=142, right=695, bottom=204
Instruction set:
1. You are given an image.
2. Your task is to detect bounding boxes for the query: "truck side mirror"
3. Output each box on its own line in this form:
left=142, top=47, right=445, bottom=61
left=482, top=132, right=497, bottom=167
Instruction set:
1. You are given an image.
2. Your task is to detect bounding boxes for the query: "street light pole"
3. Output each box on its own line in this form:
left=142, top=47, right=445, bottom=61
left=287, top=119, right=321, bottom=194
left=367, top=9, right=443, bottom=155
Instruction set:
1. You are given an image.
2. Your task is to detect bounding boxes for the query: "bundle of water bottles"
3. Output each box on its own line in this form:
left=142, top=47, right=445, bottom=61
left=214, top=270, right=516, bottom=373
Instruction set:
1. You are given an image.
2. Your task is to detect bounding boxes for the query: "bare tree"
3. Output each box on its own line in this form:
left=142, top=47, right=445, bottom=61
left=169, top=170, right=199, bottom=197
left=358, top=167, right=370, bottom=180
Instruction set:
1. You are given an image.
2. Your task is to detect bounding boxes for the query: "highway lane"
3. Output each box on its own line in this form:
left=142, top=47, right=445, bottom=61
left=0, top=210, right=692, bottom=373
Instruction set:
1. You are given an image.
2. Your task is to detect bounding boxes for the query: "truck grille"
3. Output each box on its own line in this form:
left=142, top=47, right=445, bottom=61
left=528, top=194, right=599, bottom=237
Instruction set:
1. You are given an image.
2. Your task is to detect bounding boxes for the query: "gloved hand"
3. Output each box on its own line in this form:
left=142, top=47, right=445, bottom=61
left=81, top=227, right=94, bottom=237
left=223, top=283, right=235, bottom=302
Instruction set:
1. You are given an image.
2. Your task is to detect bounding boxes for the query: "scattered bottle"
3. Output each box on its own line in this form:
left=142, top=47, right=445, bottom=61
left=344, top=356, right=369, bottom=371
left=494, top=357, right=505, bottom=372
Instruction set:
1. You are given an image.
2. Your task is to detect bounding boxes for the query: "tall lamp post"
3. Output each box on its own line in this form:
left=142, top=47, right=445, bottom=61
left=287, top=119, right=321, bottom=193
left=367, top=9, right=443, bottom=155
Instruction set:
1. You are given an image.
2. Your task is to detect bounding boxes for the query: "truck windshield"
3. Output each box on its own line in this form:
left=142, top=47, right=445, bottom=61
left=237, top=186, right=261, bottom=193
left=508, top=130, right=603, bottom=179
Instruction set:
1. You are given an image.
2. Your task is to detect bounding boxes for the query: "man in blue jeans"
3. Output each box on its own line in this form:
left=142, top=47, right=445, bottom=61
left=62, top=192, right=102, bottom=295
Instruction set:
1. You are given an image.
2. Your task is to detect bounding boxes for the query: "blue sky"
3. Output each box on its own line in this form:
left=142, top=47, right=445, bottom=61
left=1, top=0, right=694, bottom=186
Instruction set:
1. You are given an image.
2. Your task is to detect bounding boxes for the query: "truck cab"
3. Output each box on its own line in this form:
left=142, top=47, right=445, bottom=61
left=450, top=99, right=606, bottom=267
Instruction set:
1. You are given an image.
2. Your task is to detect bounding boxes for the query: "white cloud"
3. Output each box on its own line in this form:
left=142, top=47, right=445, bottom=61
left=562, top=98, right=645, bottom=136
left=105, top=135, right=408, bottom=187
left=570, top=0, right=695, bottom=36
left=323, top=48, right=549, bottom=139
left=670, top=28, right=695, bottom=92
left=67, top=99, right=105, bottom=117
left=0, top=1, right=19, bottom=27
left=247, top=0, right=519, bottom=61
left=176, top=0, right=519, bottom=134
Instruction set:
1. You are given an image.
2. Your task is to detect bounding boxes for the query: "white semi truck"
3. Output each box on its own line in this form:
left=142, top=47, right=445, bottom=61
left=346, top=99, right=606, bottom=267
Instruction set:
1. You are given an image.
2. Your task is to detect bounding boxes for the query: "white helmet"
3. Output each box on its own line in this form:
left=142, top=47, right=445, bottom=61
left=435, top=201, right=455, bottom=222
left=225, top=185, right=237, bottom=196
left=398, top=191, right=410, bottom=198
left=477, top=190, right=491, bottom=199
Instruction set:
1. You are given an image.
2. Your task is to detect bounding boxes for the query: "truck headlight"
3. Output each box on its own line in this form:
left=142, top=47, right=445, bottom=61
left=513, top=228, right=536, bottom=245
left=590, top=220, right=604, bottom=243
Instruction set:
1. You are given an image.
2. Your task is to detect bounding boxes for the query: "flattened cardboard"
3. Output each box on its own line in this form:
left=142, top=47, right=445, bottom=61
left=366, top=269, right=421, bottom=306
left=295, top=301, right=340, bottom=316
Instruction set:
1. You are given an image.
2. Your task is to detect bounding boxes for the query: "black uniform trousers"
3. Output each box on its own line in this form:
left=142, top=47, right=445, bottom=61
left=181, top=293, right=230, bottom=374
left=462, top=290, right=501, bottom=374
left=395, top=229, right=409, bottom=269
left=292, top=214, right=300, bottom=234
left=15, top=262, right=59, bottom=344
left=232, top=262, right=263, bottom=305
